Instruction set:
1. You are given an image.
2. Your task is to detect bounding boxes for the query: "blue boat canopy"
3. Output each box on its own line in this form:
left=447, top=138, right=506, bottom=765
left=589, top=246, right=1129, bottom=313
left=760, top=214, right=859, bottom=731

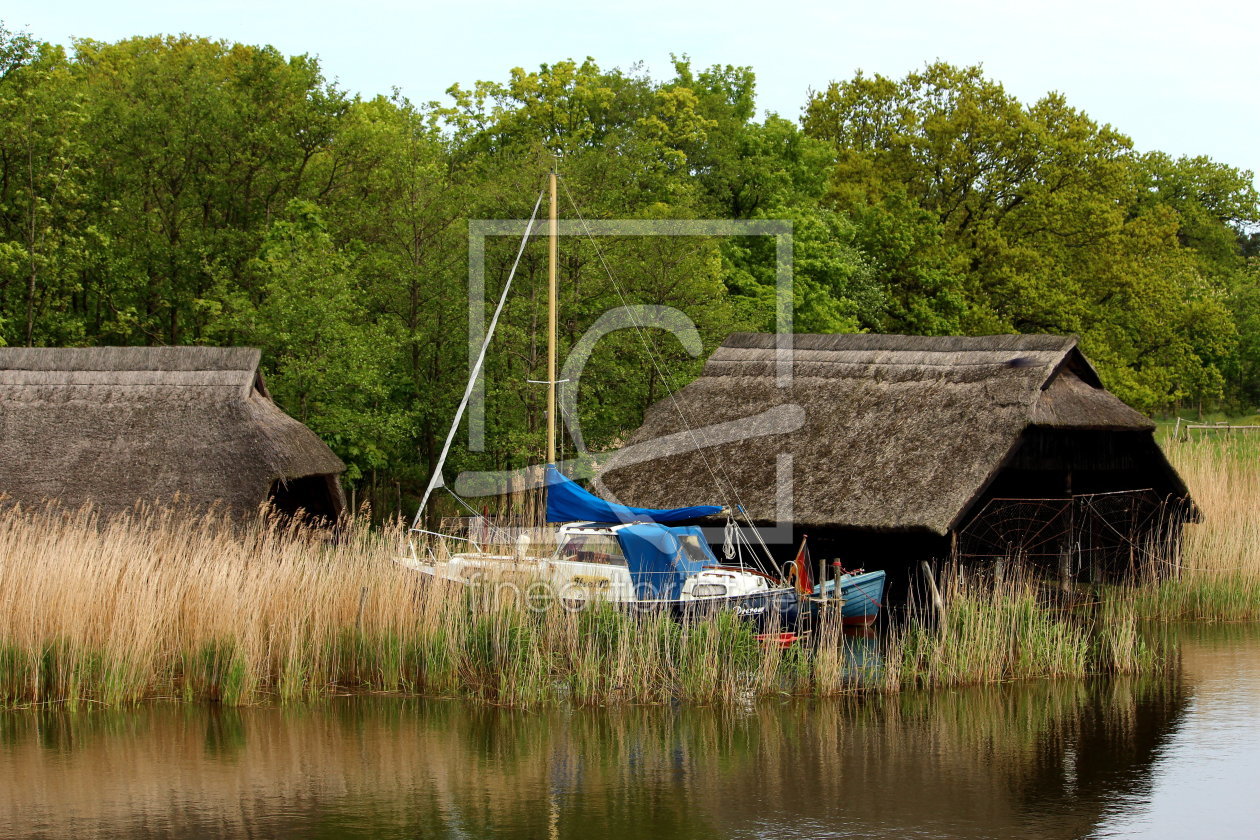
left=544, top=466, right=721, bottom=524
left=616, top=523, right=717, bottom=599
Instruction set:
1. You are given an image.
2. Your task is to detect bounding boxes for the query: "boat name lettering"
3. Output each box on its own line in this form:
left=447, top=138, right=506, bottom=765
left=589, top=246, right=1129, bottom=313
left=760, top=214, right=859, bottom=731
left=572, top=575, right=611, bottom=589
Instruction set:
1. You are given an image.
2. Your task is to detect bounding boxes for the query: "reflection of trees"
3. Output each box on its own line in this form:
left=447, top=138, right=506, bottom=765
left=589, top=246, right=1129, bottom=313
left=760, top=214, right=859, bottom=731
left=0, top=674, right=1194, bottom=839
left=701, top=679, right=1188, bottom=838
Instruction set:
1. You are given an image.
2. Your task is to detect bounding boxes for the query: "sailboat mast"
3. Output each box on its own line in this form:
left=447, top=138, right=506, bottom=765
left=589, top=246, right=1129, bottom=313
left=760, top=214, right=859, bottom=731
left=547, top=166, right=558, bottom=466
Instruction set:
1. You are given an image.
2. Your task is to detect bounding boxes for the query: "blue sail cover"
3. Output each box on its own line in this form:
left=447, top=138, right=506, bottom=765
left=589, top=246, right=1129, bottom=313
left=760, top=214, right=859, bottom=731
left=544, top=466, right=721, bottom=524
left=617, top=524, right=707, bottom=600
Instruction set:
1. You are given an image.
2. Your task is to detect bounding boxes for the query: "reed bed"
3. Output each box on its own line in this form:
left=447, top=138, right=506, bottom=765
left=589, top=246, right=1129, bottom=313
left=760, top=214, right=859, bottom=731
left=0, top=501, right=1165, bottom=709
left=883, top=564, right=1162, bottom=691
left=1136, top=435, right=1260, bottom=621
left=2, top=435, right=1253, bottom=708
left=0, top=503, right=786, bottom=708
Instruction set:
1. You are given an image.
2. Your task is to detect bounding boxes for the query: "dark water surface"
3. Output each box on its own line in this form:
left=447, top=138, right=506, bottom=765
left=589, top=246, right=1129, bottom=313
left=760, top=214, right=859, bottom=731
left=2, top=625, right=1257, bottom=840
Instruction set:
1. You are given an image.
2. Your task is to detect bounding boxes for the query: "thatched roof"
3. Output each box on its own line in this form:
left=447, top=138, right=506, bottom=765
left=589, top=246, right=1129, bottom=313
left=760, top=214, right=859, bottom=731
left=598, top=333, right=1174, bottom=535
left=0, top=347, right=345, bottom=517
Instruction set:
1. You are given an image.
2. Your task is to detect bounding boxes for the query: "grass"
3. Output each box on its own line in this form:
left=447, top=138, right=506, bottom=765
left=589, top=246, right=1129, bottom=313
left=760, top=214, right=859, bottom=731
left=0, top=435, right=1255, bottom=708
left=1131, top=433, right=1260, bottom=621
left=882, top=566, right=1163, bottom=692
left=0, top=503, right=784, bottom=708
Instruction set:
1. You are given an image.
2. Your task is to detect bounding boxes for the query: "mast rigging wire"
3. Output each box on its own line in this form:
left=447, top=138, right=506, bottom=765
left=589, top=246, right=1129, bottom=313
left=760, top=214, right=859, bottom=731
left=410, top=184, right=547, bottom=531
left=558, top=177, right=780, bottom=569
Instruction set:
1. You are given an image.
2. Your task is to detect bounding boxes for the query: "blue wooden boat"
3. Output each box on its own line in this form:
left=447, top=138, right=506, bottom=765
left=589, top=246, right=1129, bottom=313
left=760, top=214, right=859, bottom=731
left=813, top=569, right=886, bottom=626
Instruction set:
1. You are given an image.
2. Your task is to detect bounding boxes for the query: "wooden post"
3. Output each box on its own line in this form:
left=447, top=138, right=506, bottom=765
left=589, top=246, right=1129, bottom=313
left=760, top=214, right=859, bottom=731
left=546, top=168, right=558, bottom=466
left=1063, top=471, right=1075, bottom=594
left=921, top=560, right=945, bottom=619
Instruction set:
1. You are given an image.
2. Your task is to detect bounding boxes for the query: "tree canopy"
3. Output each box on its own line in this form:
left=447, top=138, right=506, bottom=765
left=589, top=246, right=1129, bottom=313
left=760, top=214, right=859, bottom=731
left=1, top=26, right=1256, bottom=514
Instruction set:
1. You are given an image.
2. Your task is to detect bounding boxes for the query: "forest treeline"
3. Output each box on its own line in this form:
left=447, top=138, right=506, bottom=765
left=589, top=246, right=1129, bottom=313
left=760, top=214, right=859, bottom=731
left=1, top=26, right=1257, bottom=511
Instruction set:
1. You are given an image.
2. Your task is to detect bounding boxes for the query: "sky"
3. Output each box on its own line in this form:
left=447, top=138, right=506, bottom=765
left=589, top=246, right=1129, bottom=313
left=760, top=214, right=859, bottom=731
left=4, top=0, right=1257, bottom=182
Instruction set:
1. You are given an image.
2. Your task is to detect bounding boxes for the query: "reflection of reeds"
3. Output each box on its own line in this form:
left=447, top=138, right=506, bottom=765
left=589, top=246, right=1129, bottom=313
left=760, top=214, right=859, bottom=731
left=0, top=670, right=1194, bottom=840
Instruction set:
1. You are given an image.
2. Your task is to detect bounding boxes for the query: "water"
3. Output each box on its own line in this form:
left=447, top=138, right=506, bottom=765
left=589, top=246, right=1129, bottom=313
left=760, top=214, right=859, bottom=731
left=2, top=625, right=1257, bottom=840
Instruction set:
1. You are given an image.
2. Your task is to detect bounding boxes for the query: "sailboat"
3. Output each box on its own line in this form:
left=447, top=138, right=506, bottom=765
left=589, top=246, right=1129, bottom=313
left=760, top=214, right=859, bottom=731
left=400, top=167, right=801, bottom=628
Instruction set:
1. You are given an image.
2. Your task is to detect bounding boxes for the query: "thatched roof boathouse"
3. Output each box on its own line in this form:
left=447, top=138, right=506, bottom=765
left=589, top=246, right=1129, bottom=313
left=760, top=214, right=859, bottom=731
left=0, top=347, right=345, bottom=521
left=599, top=333, right=1192, bottom=585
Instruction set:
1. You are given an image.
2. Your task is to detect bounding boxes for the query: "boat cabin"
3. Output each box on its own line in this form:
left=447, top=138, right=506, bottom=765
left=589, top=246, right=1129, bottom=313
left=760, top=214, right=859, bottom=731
left=553, top=522, right=746, bottom=600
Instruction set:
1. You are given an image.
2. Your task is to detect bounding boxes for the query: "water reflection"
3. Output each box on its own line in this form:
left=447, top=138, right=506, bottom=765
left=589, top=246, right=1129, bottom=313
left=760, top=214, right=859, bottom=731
left=1, top=626, right=1256, bottom=840
left=1094, top=624, right=1260, bottom=839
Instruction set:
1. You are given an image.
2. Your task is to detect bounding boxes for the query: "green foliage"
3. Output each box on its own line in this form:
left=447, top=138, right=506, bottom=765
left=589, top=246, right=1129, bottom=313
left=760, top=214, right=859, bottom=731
left=803, top=62, right=1257, bottom=411
left=1226, top=259, right=1260, bottom=405
left=240, top=200, right=406, bottom=480
left=0, top=33, right=92, bottom=346
left=69, top=34, right=347, bottom=345
left=2, top=22, right=1258, bottom=504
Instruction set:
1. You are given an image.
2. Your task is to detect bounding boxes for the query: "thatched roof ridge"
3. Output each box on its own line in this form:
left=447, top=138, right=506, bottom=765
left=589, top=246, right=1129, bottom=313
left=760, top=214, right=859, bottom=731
left=598, top=333, right=1168, bottom=534
left=1031, top=369, right=1154, bottom=431
left=0, top=347, right=344, bottom=517
left=721, top=331, right=1078, bottom=353
left=0, top=346, right=271, bottom=396
left=707, top=332, right=1103, bottom=385
left=0, top=345, right=262, bottom=372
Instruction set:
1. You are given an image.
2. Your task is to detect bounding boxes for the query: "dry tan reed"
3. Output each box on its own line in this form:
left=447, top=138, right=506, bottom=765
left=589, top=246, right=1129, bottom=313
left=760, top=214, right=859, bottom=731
left=1137, top=435, right=1260, bottom=619
left=0, top=504, right=435, bottom=705
left=0, top=502, right=785, bottom=707
left=1, top=436, right=1252, bottom=707
left=1168, top=436, right=1260, bottom=577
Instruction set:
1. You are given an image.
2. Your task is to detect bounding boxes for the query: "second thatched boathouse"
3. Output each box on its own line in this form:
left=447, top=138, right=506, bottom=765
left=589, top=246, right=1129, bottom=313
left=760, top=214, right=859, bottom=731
left=0, top=347, right=345, bottom=521
left=598, top=333, right=1192, bottom=585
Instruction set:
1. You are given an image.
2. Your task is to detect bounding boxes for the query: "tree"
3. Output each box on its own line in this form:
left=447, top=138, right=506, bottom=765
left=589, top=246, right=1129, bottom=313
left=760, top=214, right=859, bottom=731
left=0, top=29, right=91, bottom=346
left=317, top=94, right=469, bottom=496
left=70, top=35, right=347, bottom=344
left=803, top=62, right=1249, bottom=411
left=430, top=59, right=748, bottom=478
left=239, top=200, right=403, bottom=482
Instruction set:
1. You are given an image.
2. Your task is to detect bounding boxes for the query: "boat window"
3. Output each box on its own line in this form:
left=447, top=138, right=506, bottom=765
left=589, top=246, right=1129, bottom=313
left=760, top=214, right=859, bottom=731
left=556, top=534, right=627, bottom=566
left=691, top=583, right=727, bottom=598
left=677, top=535, right=716, bottom=565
